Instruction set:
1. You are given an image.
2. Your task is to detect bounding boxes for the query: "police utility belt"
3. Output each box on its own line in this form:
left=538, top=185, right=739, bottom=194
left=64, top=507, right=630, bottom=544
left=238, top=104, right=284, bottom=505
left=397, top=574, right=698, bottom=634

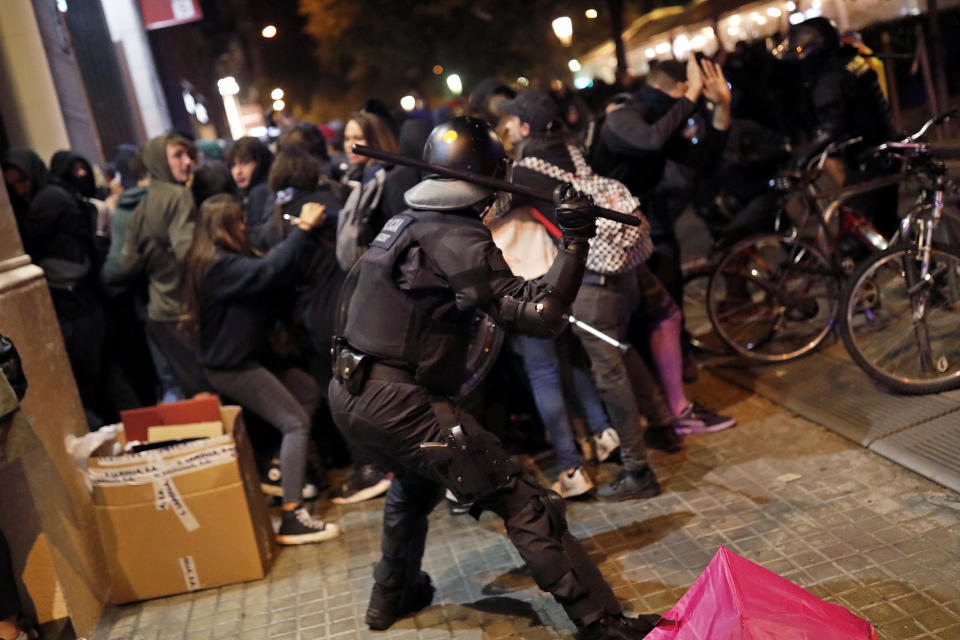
left=332, top=337, right=514, bottom=504
left=332, top=337, right=414, bottom=395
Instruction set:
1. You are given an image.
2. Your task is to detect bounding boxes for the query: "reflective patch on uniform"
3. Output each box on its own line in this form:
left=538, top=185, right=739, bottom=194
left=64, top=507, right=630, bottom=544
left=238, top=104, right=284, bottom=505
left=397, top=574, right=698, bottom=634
left=846, top=55, right=869, bottom=76
left=371, top=215, right=416, bottom=250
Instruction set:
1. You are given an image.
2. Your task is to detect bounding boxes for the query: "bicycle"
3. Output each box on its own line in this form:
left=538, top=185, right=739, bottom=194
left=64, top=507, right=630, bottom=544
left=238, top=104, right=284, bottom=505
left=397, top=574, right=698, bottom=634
left=704, top=137, right=897, bottom=362
left=838, top=110, right=960, bottom=394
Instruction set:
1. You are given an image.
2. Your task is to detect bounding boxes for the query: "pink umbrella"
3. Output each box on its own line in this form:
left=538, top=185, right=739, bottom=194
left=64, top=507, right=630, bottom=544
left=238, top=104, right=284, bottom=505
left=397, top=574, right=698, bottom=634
left=647, top=547, right=878, bottom=639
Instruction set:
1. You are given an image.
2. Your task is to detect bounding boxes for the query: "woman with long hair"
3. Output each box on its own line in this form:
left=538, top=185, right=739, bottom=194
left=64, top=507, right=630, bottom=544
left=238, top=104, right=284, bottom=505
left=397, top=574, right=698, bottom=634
left=342, top=110, right=397, bottom=186
left=181, top=194, right=340, bottom=545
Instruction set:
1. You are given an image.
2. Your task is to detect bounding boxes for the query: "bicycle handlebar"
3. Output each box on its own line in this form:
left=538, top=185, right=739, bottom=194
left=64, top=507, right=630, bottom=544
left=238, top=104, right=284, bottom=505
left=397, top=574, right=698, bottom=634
left=868, top=106, right=957, bottom=159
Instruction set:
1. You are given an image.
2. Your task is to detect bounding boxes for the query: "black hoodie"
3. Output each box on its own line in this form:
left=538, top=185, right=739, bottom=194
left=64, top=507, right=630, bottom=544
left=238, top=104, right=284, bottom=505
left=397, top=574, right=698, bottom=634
left=50, top=150, right=98, bottom=200
left=380, top=118, right=432, bottom=219
left=17, top=152, right=102, bottom=318
left=1, top=149, right=49, bottom=224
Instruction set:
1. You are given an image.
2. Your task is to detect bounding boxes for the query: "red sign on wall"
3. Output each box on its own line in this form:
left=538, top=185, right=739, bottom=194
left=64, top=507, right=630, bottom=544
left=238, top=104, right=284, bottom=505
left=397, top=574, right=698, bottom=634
left=139, top=0, right=204, bottom=31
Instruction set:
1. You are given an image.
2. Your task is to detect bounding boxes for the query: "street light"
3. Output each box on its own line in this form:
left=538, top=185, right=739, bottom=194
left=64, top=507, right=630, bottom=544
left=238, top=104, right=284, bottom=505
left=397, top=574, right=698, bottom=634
left=217, top=76, right=244, bottom=140
left=261, top=25, right=277, bottom=38
left=217, top=76, right=240, bottom=96
left=446, top=74, right=463, bottom=95
left=273, top=99, right=285, bottom=111
left=585, top=9, right=598, bottom=19
left=552, top=17, right=573, bottom=47
left=400, top=95, right=416, bottom=111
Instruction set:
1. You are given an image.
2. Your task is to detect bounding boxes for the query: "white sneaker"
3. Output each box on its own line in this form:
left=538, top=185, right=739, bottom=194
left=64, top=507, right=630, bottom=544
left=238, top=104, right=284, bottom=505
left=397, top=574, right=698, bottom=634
left=551, top=467, right=594, bottom=498
left=594, top=428, right=621, bottom=463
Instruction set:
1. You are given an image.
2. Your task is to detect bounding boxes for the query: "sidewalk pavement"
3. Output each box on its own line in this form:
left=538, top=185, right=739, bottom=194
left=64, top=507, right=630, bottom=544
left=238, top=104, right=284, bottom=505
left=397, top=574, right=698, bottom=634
left=93, top=370, right=960, bottom=640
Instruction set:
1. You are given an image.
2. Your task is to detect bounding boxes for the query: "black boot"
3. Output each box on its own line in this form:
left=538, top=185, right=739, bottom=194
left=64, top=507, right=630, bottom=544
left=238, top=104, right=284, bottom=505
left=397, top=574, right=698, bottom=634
left=643, top=425, right=684, bottom=453
left=597, top=467, right=661, bottom=501
left=365, top=571, right=435, bottom=630
left=579, top=613, right=661, bottom=639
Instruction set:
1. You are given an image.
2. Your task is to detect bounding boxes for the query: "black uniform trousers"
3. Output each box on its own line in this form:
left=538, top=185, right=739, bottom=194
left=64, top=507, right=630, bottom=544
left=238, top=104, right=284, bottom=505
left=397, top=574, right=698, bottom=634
left=329, top=376, right=620, bottom=627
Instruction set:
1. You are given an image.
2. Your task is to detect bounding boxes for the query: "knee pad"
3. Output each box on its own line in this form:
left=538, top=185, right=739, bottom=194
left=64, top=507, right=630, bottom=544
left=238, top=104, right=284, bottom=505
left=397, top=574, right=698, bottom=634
left=421, top=424, right=521, bottom=503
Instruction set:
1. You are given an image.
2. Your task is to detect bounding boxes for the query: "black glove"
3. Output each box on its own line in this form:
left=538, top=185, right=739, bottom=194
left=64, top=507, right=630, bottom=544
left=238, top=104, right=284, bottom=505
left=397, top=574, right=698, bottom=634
left=553, top=183, right=596, bottom=243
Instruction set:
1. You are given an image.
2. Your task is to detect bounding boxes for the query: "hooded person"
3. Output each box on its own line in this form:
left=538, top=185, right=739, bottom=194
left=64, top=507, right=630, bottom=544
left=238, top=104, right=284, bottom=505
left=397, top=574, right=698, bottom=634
left=103, top=133, right=209, bottom=396
left=8, top=149, right=113, bottom=425
left=49, top=150, right=112, bottom=257
left=379, top=118, right=433, bottom=219
left=113, top=144, right=141, bottom=190
left=2, top=149, right=48, bottom=225
left=21, top=151, right=102, bottom=303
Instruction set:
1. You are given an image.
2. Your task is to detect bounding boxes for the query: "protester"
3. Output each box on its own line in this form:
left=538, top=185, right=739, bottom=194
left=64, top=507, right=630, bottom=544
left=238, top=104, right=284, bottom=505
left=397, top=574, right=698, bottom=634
left=181, top=194, right=340, bottom=545
left=190, top=160, right=236, bottom=207
left=226, top=136, right=273, bottom=227
left=2, top=149, right=47, bottom=229
left=592, top=58, right=730, bottom=309
left=340, top=110, right=397, bottom=188
left=503, top=90, right=666, bottom=500
left=102, top=134, right=209, bottom=397
left=379, top=118, right=432, bottom=218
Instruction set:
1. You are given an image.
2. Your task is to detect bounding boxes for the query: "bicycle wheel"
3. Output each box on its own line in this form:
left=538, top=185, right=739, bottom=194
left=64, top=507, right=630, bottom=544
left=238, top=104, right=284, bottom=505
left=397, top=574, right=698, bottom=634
left=707, top=233, right=840, bottom=362
left=839, top=243, right=960, bottom=394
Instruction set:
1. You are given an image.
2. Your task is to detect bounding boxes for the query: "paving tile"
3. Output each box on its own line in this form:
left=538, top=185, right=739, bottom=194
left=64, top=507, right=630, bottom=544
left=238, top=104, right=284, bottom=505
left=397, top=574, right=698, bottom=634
left=89, top=372, right=960, bottom=640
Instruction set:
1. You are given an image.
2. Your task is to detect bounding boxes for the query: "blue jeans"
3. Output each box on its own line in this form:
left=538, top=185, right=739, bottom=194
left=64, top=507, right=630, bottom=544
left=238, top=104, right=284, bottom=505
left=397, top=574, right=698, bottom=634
left=511, top=333, right=610, bottom=470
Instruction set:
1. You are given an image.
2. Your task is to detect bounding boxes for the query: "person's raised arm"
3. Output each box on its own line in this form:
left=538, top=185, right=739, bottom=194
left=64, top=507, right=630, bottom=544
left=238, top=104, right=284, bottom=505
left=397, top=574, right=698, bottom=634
left=700, top=59, right=731, bottom=131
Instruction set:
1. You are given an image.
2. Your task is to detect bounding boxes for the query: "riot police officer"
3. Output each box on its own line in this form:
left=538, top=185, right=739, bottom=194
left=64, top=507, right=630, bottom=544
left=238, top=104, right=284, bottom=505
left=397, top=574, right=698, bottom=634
left=775, top=16, right=899, bottom=236
left=329, top=117, right=660, bottom=638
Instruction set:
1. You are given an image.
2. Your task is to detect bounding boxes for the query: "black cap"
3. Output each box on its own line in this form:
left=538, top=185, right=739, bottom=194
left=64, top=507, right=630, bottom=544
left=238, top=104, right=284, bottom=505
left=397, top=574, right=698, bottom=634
left=502, top=90, right=561, bottom=133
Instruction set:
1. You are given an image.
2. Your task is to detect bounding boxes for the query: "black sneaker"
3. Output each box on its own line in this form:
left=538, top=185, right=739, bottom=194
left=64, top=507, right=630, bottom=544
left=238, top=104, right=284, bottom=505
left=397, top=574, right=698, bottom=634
left=276, top=507, right=341, bottom=545
left=579, top=613, right=660, bottom=639
left=445, top=488, right=472, bottom=515
left=597, top=468, right=661, bottom=501
left=331, top=464, right=392, bottom=505
left=644, top=426, right=684, bottom=453
left=671, top=402, right=736, bottom=435
left=365, top=571, right=435, bottom=630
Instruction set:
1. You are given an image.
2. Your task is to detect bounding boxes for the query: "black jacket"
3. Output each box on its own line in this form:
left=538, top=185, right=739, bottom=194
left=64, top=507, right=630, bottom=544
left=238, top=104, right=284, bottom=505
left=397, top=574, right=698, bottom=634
left=591, top=86, right=729, bottom=235
left=199, top=228, right=316, bottom=369
left=344, top=208, right=567, bottom=395
left=381, top=118, right=433, bottom=219
left=795, top=47, right=895, bottom=165
left=247, top=187, right=344, bottom=358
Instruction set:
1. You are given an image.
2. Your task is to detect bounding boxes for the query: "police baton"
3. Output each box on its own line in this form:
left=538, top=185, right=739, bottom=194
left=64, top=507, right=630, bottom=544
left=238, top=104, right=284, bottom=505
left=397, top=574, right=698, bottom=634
left=566, top=315, right=630, bottom=353
left=350, top=144, right=640, bottom=227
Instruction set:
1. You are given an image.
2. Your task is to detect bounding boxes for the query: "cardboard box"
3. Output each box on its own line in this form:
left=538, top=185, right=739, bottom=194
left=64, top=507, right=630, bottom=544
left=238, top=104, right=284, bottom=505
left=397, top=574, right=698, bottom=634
left=88, top=406, right=276, bottom=603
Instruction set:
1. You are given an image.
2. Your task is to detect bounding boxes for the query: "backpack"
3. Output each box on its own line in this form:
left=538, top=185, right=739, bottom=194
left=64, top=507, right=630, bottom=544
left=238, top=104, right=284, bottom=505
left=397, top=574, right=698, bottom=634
left=335, top=167, right=388, bottom=271
left=517, top=145, right=653, bottom=274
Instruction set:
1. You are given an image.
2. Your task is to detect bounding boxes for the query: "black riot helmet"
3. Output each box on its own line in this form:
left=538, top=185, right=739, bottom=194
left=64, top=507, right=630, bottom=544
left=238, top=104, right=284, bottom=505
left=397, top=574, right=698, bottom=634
left=773, top=16, right=841, bottom=62
left=404, top=116, right=506, bottom=211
